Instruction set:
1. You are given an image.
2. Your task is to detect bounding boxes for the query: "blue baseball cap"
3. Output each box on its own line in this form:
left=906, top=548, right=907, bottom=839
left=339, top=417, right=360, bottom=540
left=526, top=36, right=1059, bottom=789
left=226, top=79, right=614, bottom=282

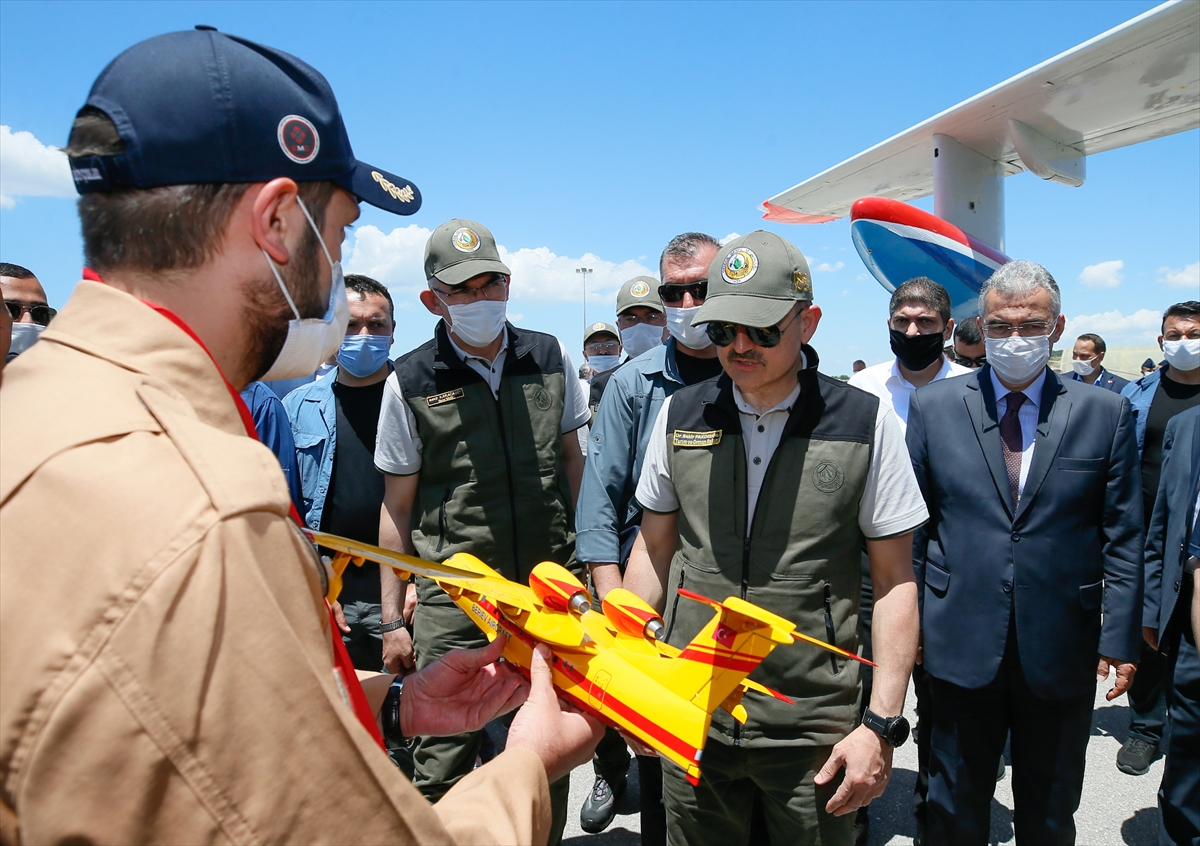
left=69, top=27, right=421, bottom=216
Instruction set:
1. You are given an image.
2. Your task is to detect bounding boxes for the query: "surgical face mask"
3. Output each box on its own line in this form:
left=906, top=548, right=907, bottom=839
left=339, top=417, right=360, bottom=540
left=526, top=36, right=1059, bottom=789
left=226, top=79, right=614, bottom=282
left=665, top=305, right=713, bottom=350
left=620, top=321, right=665, bottom=359
left=261, top=198, right=350, bottom=381
left=8, top=322, right=45, bottom=358
left=440, top=297, right=508, bottom=348
left=889, top=328, right=945, bottom=373
left=1162, top=338, right=1200, bottom=372
left=985, top=334, right=1050, bottom=385
left=587, top=354, right=620, bottom=372
left=337, top=333, right=391, bottom=378
left=1071, top=357, right=1098, bottom=377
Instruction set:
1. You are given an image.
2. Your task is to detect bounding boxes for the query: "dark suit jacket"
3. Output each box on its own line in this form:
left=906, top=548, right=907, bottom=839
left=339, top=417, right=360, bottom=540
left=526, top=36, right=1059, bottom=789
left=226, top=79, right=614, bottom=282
left=1068, top=366, right=1130, bottom=394
left=907, top=366, right=1144, bottom=699
left=1144, top=405, right=1200, bottom=650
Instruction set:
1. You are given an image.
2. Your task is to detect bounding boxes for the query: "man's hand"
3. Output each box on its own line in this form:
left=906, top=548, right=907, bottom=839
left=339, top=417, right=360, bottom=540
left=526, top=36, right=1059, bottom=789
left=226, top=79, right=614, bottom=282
left=1143, top=626, right=1160, bottom=651
left=814, top=725, right=892, bottom=816
left=1097, top=655, right=1137, bottom=701
left=400, top=636, right=529, bottom=737
left=382, top=582, right=418, bottom=673
left=507, top=645, right=605, bottom=782
left=331, top=600, right=351, bottom=634
left=619, top=730, right=658, bottom=758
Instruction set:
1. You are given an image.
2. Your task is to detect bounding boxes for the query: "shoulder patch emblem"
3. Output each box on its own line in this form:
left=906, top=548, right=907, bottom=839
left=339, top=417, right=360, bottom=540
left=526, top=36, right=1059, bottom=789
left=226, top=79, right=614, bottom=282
left=426, top=388, right=465, bottom=407
left=722, top=248, right=757, bottom=284
left=452, top=227, right=481, bottom=253
left=673, top=429, right=722, bottom=448
left=534, top=388, right=553, bottom=410
left=278, top=115, right=320, bottom=164
left=812, top=461, right=845, bottom=493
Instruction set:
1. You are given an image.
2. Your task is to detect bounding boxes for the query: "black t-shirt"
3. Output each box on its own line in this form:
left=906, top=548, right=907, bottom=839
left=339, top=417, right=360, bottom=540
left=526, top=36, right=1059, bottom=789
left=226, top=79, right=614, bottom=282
left=1141, top=372, right=1200, bottom=525
left=321, top=378, right=388, bottom=605
left=674, top=347, right=724, bottom=386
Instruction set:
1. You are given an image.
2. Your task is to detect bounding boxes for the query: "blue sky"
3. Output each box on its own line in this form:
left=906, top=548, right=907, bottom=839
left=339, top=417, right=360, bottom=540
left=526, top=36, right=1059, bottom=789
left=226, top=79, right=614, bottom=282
left=2, top=0, right=1196, bottom=375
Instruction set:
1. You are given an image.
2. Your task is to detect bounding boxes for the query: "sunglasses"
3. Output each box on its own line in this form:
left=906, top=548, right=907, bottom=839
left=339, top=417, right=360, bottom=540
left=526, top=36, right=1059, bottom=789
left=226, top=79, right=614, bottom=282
left=657, top=281, right=707, bottom=303
left=704, top=309, right=803, bottom=349
left=5, top=301, right=57, bottom=326
left=949, top=349, right=986, bottom=368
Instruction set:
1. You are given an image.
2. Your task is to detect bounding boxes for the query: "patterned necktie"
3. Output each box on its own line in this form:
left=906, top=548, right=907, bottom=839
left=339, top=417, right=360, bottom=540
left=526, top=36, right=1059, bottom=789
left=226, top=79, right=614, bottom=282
left=1000, top=391, right=1027, bottom=509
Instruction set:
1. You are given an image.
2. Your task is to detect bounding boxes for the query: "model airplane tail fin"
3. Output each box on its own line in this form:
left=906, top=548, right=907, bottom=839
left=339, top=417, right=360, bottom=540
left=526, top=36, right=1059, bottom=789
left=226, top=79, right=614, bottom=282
left=658, top=589, right=799, bottom=714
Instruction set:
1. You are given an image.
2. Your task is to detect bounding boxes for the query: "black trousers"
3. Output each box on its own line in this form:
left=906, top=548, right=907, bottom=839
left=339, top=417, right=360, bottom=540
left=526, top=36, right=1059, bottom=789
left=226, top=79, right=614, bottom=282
left=926, top=621, right=1093, bottom=845
left=1160, top=622, right=1200, bottom=845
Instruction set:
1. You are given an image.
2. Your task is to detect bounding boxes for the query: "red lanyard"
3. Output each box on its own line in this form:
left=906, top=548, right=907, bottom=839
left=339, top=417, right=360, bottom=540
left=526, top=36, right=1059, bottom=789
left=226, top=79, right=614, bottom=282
left=82, top=269, right=384, bottom=747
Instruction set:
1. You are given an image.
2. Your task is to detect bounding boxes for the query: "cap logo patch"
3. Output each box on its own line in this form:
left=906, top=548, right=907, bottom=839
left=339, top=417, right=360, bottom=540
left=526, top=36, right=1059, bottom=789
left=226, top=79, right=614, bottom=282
left=629, top=280, right=650, bottom=298
left=794, top=271, right=812, bottom=295
left=452, top=227, right=481, bottom=253
left=722, top=248, right=757, bottom=284
left=591, top=322, right=607, bottom=332
left=277, top=115, right=320, bottom=164
left=372, top=171, right=415, bottom=203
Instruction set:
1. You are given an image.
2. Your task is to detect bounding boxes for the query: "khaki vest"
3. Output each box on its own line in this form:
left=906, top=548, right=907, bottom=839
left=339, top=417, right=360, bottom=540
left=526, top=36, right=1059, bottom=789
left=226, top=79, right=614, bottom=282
left=662, top=351, right=877, bottom=747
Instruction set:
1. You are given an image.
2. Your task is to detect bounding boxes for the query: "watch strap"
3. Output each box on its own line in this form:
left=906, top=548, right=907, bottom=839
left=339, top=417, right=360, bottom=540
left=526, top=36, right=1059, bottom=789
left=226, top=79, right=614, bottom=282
left=380, top=618, right=407, bottom=633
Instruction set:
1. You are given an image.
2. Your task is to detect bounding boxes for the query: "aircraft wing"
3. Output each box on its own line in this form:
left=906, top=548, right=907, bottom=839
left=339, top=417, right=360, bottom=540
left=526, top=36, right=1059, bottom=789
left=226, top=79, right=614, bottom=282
left=761, top=0, right=1199, bottom=221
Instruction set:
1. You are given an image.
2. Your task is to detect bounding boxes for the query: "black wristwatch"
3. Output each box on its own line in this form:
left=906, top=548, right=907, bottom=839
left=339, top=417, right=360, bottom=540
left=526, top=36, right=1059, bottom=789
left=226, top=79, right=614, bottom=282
left=862, top=708, right=910, bottom=748
left=382, top=675, right=414, bottom=749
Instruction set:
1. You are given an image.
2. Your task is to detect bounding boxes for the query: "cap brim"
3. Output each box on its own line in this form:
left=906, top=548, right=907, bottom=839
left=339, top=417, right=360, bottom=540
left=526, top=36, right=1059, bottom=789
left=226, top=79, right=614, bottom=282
left=692, top=295, right=797, bottom=328
left=435, top=258, right=513, bottom=287
left=340, top=161, right=422, bottom=216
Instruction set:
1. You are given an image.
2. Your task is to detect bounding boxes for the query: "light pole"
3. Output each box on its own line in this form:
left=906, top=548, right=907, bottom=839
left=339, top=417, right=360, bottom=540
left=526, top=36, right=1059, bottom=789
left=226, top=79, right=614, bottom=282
left=576, top=267, right=593, bottom=328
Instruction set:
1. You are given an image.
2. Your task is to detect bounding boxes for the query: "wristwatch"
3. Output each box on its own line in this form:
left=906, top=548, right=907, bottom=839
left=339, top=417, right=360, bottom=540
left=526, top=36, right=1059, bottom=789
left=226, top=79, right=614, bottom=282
left=379, top=618, right=406, bottom=633
left=382, top=675, right=414, bottom=748
left=862, top=708, right=910, bottom=748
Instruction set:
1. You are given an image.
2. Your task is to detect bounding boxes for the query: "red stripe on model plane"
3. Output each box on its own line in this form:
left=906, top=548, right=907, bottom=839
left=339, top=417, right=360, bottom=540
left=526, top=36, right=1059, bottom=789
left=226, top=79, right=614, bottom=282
left=677, top=647, right=762, bottom=673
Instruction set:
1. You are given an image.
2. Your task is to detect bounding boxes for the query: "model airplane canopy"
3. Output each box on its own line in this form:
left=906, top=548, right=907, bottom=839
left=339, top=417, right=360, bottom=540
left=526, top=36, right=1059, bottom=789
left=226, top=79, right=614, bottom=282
left=761, top=0, right=1199, bottom=242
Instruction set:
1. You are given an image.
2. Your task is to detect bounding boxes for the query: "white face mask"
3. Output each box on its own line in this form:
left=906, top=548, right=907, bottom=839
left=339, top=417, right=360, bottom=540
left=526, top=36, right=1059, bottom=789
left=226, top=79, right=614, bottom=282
left=1162, top=338, right=1200, bottom=372
left=985, top=334, right=1050, bottom=385
left=620, top=321, right=666, bottom=359
left=7, top=322, right=45, bottom=358
left=1071, top=357, right=1098, bottom=377
left=260, top=198, right=350, bottom=381
left=440, top=298, right=508, bottom=348
left=587, top=354, right=620, bottom=372
left=665, top=305, right=712, bottom=350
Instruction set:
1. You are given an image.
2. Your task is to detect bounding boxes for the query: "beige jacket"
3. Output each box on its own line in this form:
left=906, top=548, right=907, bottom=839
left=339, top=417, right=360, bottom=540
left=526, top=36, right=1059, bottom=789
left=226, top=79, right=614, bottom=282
left=0, top=281, right=550, bottom=845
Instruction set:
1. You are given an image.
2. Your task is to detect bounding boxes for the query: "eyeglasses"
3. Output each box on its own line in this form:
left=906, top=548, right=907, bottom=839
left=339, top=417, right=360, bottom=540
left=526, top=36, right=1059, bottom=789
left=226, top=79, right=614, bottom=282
left=704, top=309, right=803, bottom=349
left=950, top=349, right=986, bottom=368
left=5, top=301, right=57, bottom=326
left=981, top=320, right=1051, bottom=339
left=616, top=311, right=666, bottom=327
left=585, top=340, right=621, bottom=354
left=657, top=281, right=707, bottom=303
left=433, top=274, right=508, bottom=305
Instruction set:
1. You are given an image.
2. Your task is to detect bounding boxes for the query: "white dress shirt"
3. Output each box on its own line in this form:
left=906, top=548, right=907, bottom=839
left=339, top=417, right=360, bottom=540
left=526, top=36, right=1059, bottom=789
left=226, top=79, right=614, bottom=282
left=848, top=356, right=972, bottom=434
left=990, top=367, right=1047, bottom=498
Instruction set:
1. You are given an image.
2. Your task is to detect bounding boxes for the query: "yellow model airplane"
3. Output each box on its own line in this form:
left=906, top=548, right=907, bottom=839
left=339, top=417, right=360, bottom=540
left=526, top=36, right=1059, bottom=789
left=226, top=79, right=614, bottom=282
left=308, top=530, right=873, bottom=785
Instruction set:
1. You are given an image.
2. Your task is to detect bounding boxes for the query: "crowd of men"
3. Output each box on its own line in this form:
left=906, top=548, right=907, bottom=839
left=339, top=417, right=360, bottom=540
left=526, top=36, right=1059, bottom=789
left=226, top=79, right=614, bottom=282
left=2, top=26, right=1199, bottom=846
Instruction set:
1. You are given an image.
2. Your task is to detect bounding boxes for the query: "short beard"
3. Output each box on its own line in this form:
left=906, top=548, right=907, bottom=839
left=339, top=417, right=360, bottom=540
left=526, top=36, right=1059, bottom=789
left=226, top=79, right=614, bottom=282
left=241, top=227, right=324, bottom=381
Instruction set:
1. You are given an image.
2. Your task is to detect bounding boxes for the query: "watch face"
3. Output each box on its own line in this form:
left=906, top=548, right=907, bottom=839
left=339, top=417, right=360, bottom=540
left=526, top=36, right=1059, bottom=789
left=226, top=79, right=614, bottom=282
left=887, top=716, right=911, bottom=748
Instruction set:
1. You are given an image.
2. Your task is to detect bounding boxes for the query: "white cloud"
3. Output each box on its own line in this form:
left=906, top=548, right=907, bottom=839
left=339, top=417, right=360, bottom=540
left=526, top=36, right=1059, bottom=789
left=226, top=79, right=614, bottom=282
left=344, top=223, right=655, bottom=308
left=1078, top=259, right=1123, bottom=290
left=719, top=232, right=741, bottom=245
left=0, top=125, right=75, bottom=208
left=815, top=260, right=845, bottom=273
left=1064, top=308, right=1161, bottom=345
left=1158, top=262, right=1199, bottom=290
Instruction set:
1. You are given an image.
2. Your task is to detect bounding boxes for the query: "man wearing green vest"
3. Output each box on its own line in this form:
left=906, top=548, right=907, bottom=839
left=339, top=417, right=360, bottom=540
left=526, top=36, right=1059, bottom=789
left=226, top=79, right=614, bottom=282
left=374, top=219, right=590, bottom=843
left=625, top=231, right=925, bottom=844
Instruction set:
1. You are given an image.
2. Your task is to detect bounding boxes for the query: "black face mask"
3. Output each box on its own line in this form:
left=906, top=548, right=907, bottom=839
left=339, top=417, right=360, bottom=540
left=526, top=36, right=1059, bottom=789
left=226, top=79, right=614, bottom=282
left=889, top=328, right=946, bottom=372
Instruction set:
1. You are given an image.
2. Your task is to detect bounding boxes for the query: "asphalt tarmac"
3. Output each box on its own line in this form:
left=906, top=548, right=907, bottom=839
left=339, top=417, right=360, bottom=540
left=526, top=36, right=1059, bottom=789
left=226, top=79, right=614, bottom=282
left=560, top=679, right=1165, bottom=846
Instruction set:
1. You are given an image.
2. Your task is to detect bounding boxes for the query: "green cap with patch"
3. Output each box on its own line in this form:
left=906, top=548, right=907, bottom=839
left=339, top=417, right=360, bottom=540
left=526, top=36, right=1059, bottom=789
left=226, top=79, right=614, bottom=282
left=615, top=275, right=664, bottom=315
left=584, top=321, right=620, bottom=344
left=692, top=231, right=813, bottom=327
left=424, top=218, right=511, bottom=286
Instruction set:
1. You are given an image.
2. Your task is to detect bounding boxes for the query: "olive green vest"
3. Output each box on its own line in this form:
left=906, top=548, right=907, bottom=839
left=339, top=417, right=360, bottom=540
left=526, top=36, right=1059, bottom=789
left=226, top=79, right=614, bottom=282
left=396, top=323, right=578, bottom=604
left=662, top=350, right=877, bottom=747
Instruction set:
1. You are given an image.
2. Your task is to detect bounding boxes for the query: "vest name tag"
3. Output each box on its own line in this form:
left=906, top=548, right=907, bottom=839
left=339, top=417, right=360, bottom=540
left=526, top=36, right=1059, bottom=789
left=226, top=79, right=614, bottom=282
left=426, top=388, right=466, bottom=407
left=672, top=429, right=722, bottom=448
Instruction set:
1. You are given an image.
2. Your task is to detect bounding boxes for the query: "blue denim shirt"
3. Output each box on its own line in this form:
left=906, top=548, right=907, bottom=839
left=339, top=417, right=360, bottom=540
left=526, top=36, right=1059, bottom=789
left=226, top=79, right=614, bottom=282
left=240, top=381, right=303, bottom=512
left=1120, top=367, right=1163, bottom=457
left=281, top=370, right=339, bottom=530
left=575, top=338, right=688, bottom=565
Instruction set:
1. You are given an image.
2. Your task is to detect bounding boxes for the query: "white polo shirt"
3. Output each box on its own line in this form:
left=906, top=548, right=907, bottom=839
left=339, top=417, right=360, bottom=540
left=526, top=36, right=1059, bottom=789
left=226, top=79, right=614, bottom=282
left=848, top=356, right=972, bottom=434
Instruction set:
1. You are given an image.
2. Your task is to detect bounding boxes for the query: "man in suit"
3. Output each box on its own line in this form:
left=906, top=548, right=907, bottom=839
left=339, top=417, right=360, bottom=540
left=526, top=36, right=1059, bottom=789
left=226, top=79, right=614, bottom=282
left=1143, top=405, right=1200, bottom=844
left=1068, top=332, right=1129, bottom=393
left=907, top=260, right=1144, bottom=845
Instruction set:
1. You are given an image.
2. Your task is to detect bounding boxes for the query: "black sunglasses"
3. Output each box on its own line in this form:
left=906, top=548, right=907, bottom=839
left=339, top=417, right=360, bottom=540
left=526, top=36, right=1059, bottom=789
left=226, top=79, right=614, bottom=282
left=950, top=349, right=986, bottom=368
left=705, top=309, right=803, bottom=349
left=657, top=281, right=707, bottom=303
left=5, top=301, right=57, bottom=326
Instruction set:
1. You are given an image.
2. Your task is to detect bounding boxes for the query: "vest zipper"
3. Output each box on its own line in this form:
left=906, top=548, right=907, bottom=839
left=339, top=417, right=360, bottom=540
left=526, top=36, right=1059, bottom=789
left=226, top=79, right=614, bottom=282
left=436, top=487, right=452, bottom=554
left=493, top=396, right=523, bottom=582
left=823, top=583, right=840, bottom=675
left=664, top=568, right=686, bottom=643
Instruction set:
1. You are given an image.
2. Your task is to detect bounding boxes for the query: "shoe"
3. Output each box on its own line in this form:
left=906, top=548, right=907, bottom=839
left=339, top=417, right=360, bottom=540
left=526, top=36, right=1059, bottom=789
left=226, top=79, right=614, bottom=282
left=580, top=776, right=626, bottom=834
left=1116, top=737, right=1158, bottom=775
left=853, top=806, right=870, bottom=846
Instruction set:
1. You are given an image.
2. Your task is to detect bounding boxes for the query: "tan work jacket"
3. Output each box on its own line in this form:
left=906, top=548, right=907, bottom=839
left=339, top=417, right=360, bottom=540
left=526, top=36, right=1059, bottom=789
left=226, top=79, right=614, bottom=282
left=0, top=281, right=550, bottom=845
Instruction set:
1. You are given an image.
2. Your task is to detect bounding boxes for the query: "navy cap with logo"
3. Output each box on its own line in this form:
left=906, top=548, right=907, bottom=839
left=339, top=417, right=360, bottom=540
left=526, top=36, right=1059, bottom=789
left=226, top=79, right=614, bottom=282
left=70, top=27, right=421, bottom=216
